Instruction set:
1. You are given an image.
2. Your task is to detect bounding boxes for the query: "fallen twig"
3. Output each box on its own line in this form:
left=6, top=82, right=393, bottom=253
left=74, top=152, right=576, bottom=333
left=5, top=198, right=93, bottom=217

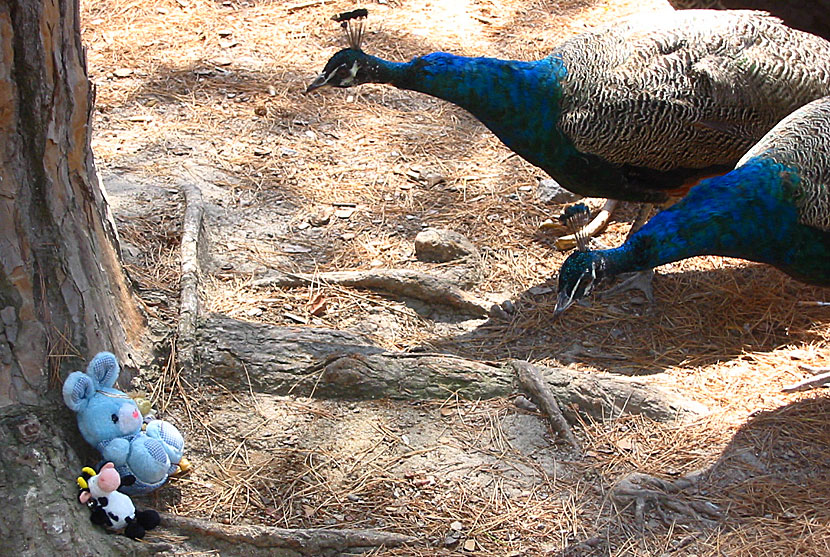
left=511, top=360, right=580, bottom=451
left=782, top=367, right=830, bottom=392
left=160, top=513, right=416, bottom=555
left=253, top=269, right=496, bottom=316
left=286, top=0, right=326, bottom=12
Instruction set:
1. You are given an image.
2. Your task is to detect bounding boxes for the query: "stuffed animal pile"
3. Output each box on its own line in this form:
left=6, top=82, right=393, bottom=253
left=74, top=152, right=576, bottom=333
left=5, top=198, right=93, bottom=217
left=77, top=462, right=161, bottom=539
left=63, top=352, right=186, bottom=494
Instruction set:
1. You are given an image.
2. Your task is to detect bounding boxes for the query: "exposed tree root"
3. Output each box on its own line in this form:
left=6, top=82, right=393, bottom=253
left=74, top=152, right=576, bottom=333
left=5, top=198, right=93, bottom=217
left=609, top=471, right=722, bottom=529
left=177, top=166, right=208, bottom=367
left=511, top=360, right=580, bottom=451
left=253, top=269, right=497, bottom=316
left=160, top=513, right=417, bottom=555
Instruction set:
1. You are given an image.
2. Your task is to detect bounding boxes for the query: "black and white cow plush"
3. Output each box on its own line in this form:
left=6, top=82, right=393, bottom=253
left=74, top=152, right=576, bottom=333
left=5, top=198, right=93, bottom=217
left=77, top=462, right=161, bottom=539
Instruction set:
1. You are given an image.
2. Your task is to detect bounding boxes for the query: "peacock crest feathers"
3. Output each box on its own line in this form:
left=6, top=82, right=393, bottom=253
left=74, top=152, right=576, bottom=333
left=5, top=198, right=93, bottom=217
left=332, top=8, right=368, bottom=50
left=559, top=203, right=591, bottom=252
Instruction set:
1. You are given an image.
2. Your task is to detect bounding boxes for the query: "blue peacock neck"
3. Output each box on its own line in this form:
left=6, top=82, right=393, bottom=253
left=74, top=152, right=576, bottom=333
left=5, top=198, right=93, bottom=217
left=591, top=157, right=830, bottom=285
left=366, top=52, right=575, bottom=170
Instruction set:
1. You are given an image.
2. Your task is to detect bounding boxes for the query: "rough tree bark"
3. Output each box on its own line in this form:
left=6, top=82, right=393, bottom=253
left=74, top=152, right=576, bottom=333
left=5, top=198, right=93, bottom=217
left=0, top=0, right=150, bottom=554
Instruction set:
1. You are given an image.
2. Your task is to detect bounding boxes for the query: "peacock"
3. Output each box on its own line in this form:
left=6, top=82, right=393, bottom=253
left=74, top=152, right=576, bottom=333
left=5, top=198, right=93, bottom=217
left=555, top=96, right=830, bottom=315
left=667, top=0, right=830, bottom=40
left=308, top=9, right=830, bottom=236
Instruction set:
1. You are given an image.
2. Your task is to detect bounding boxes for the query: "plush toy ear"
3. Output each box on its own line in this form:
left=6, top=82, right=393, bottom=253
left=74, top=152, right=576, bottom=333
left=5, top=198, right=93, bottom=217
left=63, top=372, right=96, bottom=411
left=87, top=352, right=120, bottom=389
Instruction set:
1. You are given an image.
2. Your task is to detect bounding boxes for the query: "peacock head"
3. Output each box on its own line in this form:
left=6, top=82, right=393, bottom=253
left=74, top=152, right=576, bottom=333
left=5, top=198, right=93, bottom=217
left=555, top=250, right=601, bottom=316
left=307, top=8, right=372, bottom=93
left=306, top=48, right=375, bottom=93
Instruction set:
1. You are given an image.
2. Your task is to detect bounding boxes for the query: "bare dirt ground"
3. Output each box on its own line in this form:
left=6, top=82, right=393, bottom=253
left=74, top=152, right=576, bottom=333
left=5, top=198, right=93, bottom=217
left=83, top=0, right=830, bottom=555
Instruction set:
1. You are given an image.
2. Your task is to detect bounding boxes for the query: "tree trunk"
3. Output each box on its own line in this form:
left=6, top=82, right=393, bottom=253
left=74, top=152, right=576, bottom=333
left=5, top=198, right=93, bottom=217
left=0, top=0, right=150, bottom=553
left=0, top=0, right=147, bottom=406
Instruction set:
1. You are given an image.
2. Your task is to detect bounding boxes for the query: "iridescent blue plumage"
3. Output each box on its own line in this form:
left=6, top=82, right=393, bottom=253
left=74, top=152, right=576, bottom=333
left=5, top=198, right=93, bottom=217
left=556, top=97, right=830, bottom=314
left=308, top=10, right=830, bottom=203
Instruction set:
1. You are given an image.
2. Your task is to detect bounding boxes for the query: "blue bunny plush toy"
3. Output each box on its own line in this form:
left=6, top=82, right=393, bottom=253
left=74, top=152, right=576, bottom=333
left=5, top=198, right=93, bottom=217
left=63, top=352, right=185, bottom=495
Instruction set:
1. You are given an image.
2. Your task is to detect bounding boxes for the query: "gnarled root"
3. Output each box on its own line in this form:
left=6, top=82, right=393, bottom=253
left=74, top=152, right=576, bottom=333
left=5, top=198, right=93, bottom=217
left=609, top=471, right=722, bottom=529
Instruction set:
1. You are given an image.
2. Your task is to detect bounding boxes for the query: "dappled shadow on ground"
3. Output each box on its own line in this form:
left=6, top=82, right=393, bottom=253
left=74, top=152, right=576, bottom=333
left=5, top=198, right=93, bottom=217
left=707, top=395, right=830, bottom=519
left=698, top=395, right=830, bottom=553
left=431, top=262, right=830, bottom=374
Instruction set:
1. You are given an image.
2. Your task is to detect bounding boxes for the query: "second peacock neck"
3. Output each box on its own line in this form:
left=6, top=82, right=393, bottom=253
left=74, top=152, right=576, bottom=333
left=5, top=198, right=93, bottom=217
left=589, top=158, right=830, bottom=285
left=366, top=51, right=574, bottom=169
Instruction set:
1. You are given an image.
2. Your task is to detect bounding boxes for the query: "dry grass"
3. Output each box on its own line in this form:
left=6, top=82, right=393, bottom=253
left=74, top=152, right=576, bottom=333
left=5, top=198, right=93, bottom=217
left=83, top=0, right=830, bottom=555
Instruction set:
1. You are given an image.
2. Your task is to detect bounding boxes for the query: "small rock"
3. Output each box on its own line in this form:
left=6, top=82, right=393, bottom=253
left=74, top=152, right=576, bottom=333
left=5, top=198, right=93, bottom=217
left=422, top=171, right=445, bottom=187
left=253, top=147, right=271, bottom=156
left=246, top=307, right=263, bottom=317
left=217, top=28, right=233, bottom=37
left=536, top=177, right=582, bottom=204
left=450, top=521, right=463, bottom=531
left=444, top=534, right=460, bottom=547
left=219, top=39, right=238, bottom=49
left=113, top=68, right=133, bottom=78
left=212, top=57, right=233, bottom=67
left=334, top=207, right=355, bottom=219
left=488, top=304, right=509, bottom=320
left=280, top=147, right=298, bottom=157
left=514, top=395, right=538, bottom=411
left=414, top=228, right=478, bottom=263
left=268, top=85, right=277, bottom=96
left=254, top=105, right=267, bottom=116
left=283, top=244, right=311, bottom=253
left=309, top=208, right=333, bottom=227
left=501, top=299, right=516, bottom=313
left=463, top=539, right=477, bottom=552
left=528, top=285, right=554, bottom=296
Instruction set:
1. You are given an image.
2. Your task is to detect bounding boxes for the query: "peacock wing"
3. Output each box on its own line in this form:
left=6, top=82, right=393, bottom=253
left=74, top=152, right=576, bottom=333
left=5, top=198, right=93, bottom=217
left=553, top=10, right=830, bottom=173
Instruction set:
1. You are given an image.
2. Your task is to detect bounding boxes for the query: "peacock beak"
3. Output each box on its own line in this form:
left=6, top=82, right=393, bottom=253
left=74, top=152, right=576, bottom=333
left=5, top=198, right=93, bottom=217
left=305, top=72, right=331, bottom=93
left=553, top=289, right=575, bottom=317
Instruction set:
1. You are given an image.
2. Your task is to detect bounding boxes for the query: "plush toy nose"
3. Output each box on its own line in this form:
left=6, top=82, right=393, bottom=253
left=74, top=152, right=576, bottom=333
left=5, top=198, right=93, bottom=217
left=132, top=409, right=140, bottom=419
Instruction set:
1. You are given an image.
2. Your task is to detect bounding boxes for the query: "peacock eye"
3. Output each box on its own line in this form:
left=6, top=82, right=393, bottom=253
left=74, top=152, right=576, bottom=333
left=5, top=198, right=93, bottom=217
left=111, top=413, right=119, bottom=424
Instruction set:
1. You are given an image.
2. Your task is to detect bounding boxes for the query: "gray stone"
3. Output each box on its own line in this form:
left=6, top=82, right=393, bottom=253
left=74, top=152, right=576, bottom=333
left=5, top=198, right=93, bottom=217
left=414, top=228, right=478, bottom=263
left=536, top=178, right=583, bottom=204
